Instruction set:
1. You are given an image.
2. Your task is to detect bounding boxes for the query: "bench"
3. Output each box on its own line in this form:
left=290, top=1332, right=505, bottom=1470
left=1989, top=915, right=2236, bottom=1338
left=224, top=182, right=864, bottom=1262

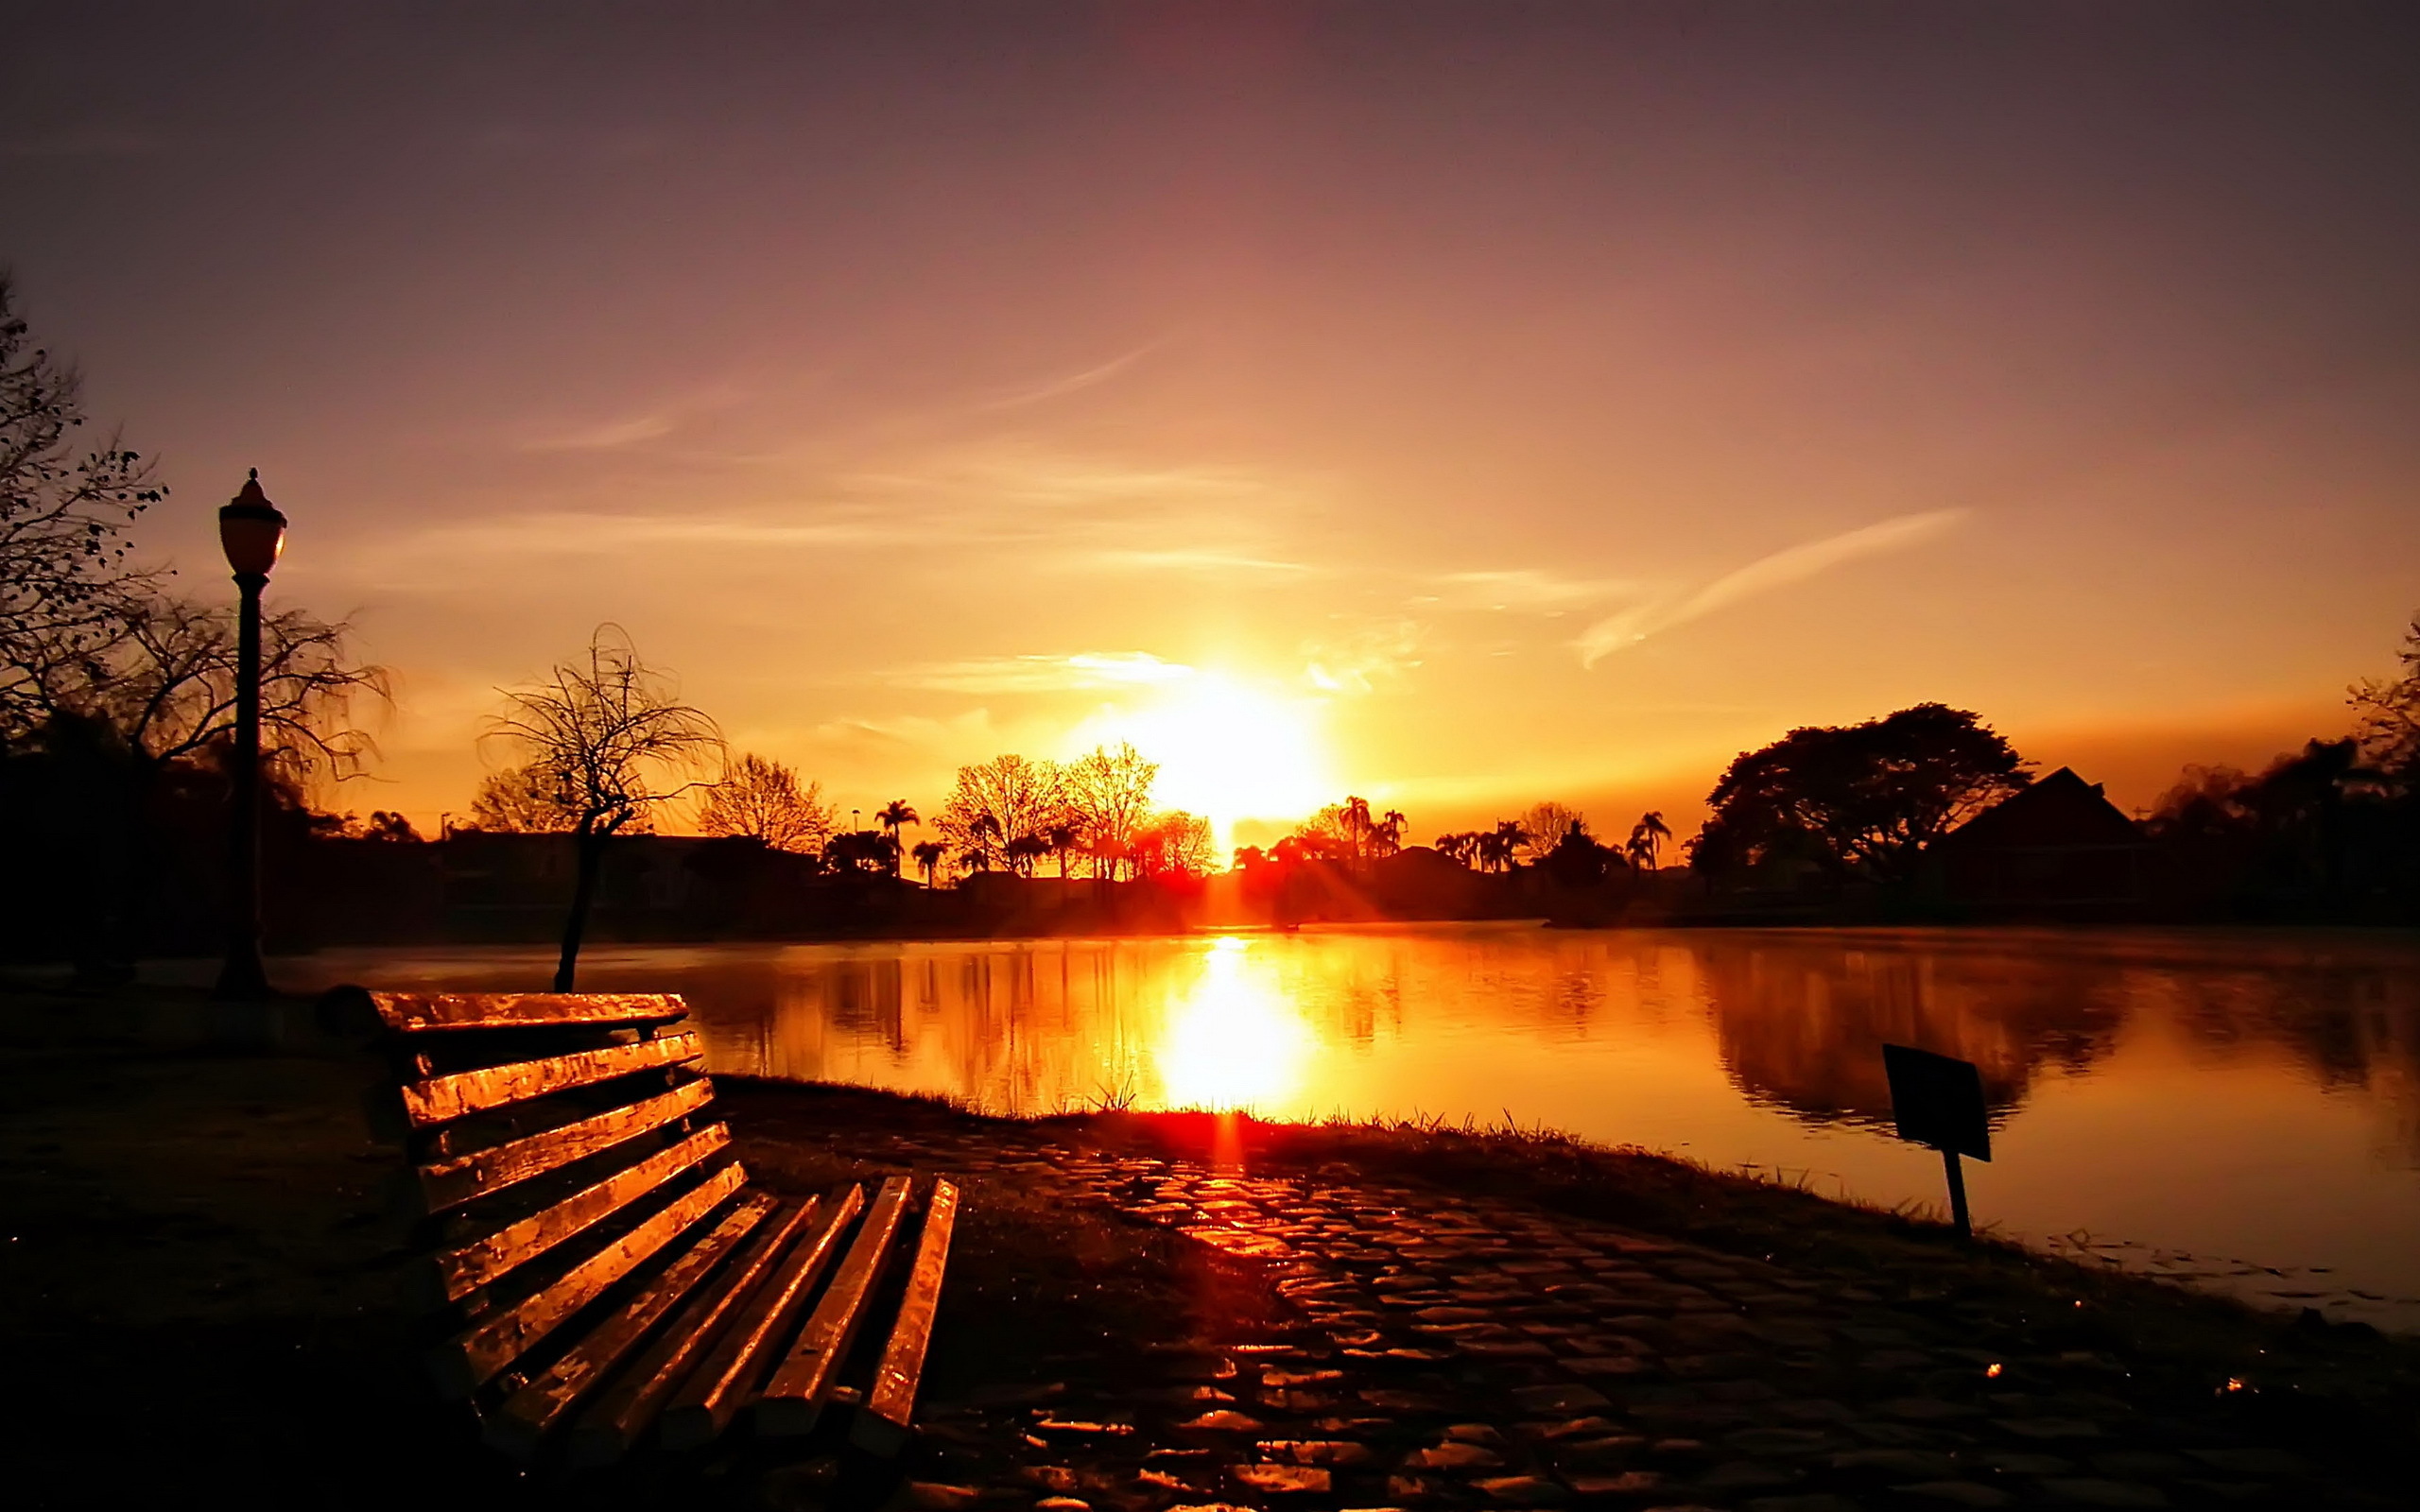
left=320, top=988, right=958, bottom=1466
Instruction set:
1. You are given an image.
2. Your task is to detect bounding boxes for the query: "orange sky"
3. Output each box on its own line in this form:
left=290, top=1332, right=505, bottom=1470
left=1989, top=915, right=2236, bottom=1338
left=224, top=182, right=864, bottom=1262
left=5, top=6, right=2414, bottom=849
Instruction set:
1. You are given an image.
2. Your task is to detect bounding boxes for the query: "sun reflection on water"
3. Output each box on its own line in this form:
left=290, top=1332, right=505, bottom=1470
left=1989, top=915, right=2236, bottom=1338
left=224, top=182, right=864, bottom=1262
left=1153, top=936, right=1313, bottom=1112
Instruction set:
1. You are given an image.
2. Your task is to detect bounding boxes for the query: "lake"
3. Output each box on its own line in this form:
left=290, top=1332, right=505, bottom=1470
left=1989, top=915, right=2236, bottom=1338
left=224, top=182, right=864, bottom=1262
left=285, top=923, right=2420, bottom=1330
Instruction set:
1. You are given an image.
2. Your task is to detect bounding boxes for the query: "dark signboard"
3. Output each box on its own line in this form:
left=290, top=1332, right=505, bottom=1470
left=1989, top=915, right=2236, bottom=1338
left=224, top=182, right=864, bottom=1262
left=1881, top=1044, right=1991, bottom=1162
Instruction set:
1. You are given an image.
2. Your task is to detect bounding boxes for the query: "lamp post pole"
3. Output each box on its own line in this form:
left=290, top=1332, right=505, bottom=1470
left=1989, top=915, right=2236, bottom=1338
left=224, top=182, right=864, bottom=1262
left=213, top=470, right=286, bottom=1002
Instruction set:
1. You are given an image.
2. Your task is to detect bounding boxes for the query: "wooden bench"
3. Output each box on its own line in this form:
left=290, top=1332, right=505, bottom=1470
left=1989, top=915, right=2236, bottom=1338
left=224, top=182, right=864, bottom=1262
left=320, top=988, right=959, bottom=1466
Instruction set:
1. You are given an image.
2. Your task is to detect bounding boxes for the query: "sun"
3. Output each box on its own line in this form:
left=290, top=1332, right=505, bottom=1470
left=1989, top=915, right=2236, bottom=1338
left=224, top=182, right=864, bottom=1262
left=1075, top=672, right=1333, bottom=849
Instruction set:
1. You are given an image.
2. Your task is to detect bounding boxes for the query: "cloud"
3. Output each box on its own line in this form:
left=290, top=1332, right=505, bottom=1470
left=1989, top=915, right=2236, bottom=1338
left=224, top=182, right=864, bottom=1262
left=976, top=342, right=1159, bottom=411
left=1304, top=618, right=1426, bottom=695
left=1577, top=508, right=1969, bottom=667
left=1075, top=547, right=1317, bottom=578
left=889, top=651, right=1199, bottom=695
left=1428, top=568, right=1638, bottom=610
left=525, top=413, right=681, bottom=451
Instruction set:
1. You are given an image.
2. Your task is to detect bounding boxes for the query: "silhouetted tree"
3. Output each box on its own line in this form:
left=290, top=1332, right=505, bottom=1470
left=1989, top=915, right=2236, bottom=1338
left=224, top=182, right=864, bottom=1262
left=938, top=754, right=1062, bottom=873
left=1003, top=832, right=1051, bottom=877
left=1132, top=810, right=1216, bottom=877
left=486, top=626, right=720, bottom=989
left=1483, top=818, right=1530, bottom=872
left=1376, top=808, right=1408, bottom=858
left=1433, top=831, right=1480, bottom=868
left=1692, top=703, right=2029, bottom=886
left=468, top=763, right=582, bottom=833
left=1063, top=743, right=1156, bottom=879
left=1517, top=802, right=1584, bottom=863
left=1626, top=811, right=1671, bottom=869
left=0, top=275, right=165, bottom=739
left=2351, top=612, right=2420, bottom=786
left=332, top=809, right=422, bottom=842
left=9, top=593, right=386, bottom=972
left=875, top=799, right=919, bottom=874
left=824, top=829, right=894, bottom=874
left=910, top=838, right=946, bottom=886
left=1045, top=820, right=1080, bottom=879
left=1303, top=796, right=1383, bottom=867
left=698, top=753, right=835, bottom=852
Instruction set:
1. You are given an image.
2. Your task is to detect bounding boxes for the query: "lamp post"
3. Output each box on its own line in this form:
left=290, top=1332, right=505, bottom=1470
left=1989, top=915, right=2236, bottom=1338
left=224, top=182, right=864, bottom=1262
left=212, top=470, right=286, bottom=1001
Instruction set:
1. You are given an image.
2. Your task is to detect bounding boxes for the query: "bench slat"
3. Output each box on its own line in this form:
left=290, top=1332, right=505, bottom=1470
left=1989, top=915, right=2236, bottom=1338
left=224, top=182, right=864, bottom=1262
left=337, top=989, right=690, bottom=1035
left=418, top=1078, right=717, bottom=1211
left=658, top=1182, right=866, bottom=1450
left=432, top=1160, right=746, bottom=1397
left=759, top=1175, right=913, bottom=1435
left=482, top=1193, right=777, bottom=1462
left=562, top=1197, right=823, bottom=1467
left=432, top=1125, right=732, bottom=1301
left=853, top=1178, right=959, bottom=1456
left=401, top=1032, right=702, bottom=1127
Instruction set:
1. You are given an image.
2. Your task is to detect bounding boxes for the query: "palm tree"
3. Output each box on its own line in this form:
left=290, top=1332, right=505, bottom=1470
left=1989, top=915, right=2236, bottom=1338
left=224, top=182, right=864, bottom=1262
left=1046, top=821, right=1080, bottom=878
left=1344, top=795, right=1374, bottom=864
left=1629, top=811, right=1671, bottom=870
left=1492, top=818, right=1530, bottom=872
left=911, top=839, right=946, bottom=887
left=876, top=799, right=918, bottom=874
left=1376, top=809, right=1408, bottom=858
left=964, top=813, right=1002, bottom=873
left=1004, top=833, right=1050, bottom=877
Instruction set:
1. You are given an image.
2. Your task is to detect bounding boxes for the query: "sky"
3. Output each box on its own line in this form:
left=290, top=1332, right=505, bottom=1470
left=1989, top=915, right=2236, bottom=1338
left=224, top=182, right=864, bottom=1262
left=5, top=3, right=2417, bottom=848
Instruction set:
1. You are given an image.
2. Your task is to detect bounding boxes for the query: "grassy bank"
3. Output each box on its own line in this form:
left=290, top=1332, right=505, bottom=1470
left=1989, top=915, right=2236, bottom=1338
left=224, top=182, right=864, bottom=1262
left=719, top=1079, right=2420, bottom=1478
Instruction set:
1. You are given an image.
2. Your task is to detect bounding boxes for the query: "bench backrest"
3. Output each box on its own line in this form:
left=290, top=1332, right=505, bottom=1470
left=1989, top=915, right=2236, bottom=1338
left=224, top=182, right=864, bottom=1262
left=322, top=988, right=747, bottom=1404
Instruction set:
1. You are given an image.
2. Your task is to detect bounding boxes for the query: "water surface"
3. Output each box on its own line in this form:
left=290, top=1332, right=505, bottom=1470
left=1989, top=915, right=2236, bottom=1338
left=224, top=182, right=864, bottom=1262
left=291, top=924, right=2420, bottom=1329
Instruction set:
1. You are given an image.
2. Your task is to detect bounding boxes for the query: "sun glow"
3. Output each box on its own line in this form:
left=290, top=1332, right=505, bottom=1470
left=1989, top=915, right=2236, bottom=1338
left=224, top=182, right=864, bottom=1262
left=1155, top=937, right=1314, bottom=1112
left=1075, top=672, right=1334, bottom=850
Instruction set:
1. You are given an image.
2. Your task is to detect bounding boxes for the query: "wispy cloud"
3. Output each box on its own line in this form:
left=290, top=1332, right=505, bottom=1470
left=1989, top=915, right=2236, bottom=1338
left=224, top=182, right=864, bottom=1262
left=976, top=342, right=1159, bottom=411
left=1427, top=567, right=1638, bottom=610
left=525, top=413, right=681, bottom=451
left=890, top=651, right=1199, bottom=695
left=1304, top=618, right=1426, bottom=695
left=1077, top=547, right=1317, bottom=578
left=1577, top=508, right=1969, bottom=667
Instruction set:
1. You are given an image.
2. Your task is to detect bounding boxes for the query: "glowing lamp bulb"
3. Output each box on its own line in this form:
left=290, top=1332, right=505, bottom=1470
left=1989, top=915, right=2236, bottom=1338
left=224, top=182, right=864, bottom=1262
left=218, top=469, right=287, bottom=578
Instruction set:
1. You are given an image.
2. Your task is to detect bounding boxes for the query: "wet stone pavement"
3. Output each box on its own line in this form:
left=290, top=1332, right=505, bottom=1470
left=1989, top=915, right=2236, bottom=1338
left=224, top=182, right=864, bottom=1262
left=886, top=1143, right=2383, bottom=1512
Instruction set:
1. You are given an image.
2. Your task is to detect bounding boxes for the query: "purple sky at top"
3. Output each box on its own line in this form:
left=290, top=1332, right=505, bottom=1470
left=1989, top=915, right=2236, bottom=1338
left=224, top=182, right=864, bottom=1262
left=5, top=3, right=2416, bottom=833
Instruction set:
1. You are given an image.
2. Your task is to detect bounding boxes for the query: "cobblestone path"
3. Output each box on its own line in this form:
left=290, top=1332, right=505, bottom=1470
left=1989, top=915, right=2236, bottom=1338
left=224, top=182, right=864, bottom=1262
left=896, top=1145, right=2377, bottom=1512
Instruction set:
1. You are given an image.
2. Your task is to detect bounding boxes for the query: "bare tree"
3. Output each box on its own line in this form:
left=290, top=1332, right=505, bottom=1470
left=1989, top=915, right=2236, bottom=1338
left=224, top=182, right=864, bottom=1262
left=9, top=593, right=385, bottom=975
left=698, top=752, right=836, bottom=852
left=1132, top=810, right=1217, bottom=877
left=0, top=275, right=166, bottom=739
left=2350, top=613, right=2420, bottom=784
left=1063, top=742, right=1157, bottom=878
left=937, top=754, right=1063, bottom=870
left=1517, top=801, right=1586, bottom=863
left=18, top=594, right=387, bottom=784
left=468, top=764, right=582, bottom=833
left=486, top=626, right=721, bottom=989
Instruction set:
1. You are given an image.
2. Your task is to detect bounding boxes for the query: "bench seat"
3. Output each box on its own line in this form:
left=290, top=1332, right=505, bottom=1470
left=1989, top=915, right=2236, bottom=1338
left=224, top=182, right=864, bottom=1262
left=321, top=988, right=958, bottom=1466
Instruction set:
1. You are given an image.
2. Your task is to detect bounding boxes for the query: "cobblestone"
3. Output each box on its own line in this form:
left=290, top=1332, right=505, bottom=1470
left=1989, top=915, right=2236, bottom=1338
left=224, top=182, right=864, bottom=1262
left=858, top=1131, right=2388, bottom=1511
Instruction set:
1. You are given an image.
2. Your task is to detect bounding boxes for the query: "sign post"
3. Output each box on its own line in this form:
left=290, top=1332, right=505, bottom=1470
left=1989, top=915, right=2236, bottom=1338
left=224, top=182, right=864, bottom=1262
left=1881, top=1044, right=1991, bottom=1241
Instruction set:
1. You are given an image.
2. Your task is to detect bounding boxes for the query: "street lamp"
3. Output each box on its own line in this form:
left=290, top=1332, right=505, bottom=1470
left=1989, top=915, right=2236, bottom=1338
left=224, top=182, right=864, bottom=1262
left=212, top=469, right=285, bottom=1001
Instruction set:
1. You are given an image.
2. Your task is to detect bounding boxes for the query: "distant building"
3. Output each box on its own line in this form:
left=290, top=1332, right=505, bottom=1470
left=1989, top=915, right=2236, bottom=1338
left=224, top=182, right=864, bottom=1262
left=1929, top=766, right=2150, bottom=914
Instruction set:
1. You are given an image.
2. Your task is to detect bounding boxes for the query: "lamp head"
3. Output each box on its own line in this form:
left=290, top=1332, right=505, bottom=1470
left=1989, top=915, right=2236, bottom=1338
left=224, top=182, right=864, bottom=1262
left=218, top=468, right=287, bottom=578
